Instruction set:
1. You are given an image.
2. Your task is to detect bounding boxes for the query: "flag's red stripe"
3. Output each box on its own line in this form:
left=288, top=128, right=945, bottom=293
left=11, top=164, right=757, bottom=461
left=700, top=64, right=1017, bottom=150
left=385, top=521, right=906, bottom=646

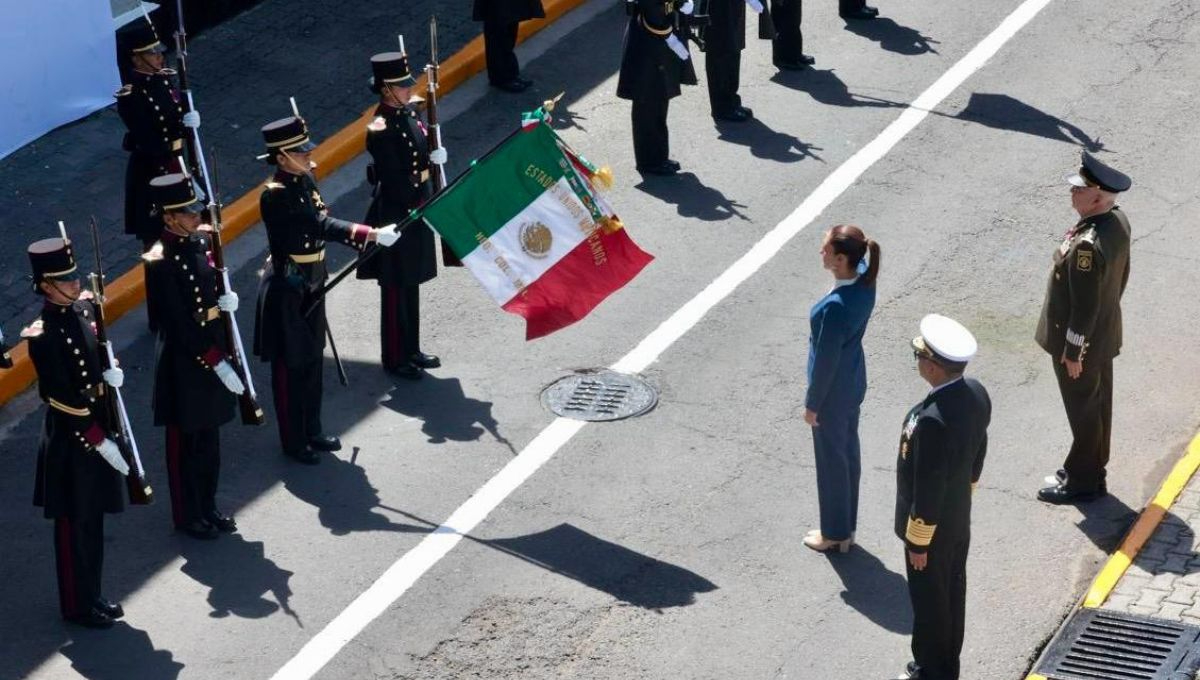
left=502, top=226, right=653, bottom=340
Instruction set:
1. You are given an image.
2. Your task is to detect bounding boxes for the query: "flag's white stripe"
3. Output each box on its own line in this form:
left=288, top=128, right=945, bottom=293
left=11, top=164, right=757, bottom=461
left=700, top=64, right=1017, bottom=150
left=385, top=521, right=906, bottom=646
left=271, top=0, right=1055, bottom=676
left=462, top=176, right=593, bottom=305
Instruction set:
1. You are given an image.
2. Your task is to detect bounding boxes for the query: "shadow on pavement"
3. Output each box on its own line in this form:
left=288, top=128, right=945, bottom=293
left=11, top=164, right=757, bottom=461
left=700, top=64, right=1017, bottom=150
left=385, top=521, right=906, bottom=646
left=179, top=532, right=300, bottom=625
left=953, top=93, right=1106, bottom=151
left=715, top=116, right=826, bottom=164
left=58, top=622, right=184, bottom=680
left=770, top=68, right=903, bottom=109
left=635, top=172, right=750, bottom=222
left=1073, top=493, right=1139, bottom=553
left=827, top=545, right=913, bottom=634
left=379, top=374, right=514, bottom=452
left=842, top=17, right=940, bottom=55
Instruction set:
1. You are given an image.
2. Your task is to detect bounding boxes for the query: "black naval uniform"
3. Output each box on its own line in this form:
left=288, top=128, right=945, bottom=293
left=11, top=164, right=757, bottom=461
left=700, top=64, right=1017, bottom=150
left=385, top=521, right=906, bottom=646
left=473, top=0, right=546, bottom=87
left=358, top=103, right=438, bottom=373
left=254, top=171, right=371, bottom=458
left=116, top=70, right=187, bottom=248
left=704, top=0, right=748, bottom=118
left=618, top=0, right=685, bottom=170
left=145, top=230, right=237, bottom=531
left=1035, top=208, right=1131, bottom=493
left=25, top=298, right=126, bottom=623
left=770, top=0, right=806, bottom=67
left=896, top=377, right=991, bottom=680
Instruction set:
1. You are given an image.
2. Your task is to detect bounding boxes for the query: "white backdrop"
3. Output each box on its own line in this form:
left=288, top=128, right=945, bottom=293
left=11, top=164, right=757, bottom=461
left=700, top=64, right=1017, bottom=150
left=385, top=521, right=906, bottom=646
left=0, top=0, right=122, bottom=159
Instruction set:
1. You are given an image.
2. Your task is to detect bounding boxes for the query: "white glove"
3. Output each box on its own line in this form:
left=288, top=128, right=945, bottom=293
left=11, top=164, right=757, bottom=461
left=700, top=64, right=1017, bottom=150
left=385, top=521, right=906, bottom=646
left=214, top=360, right=247, bottom=395
left=375, top=224, right=402, bottom=248
left=217, top=292, right=239, bottom=312
left=95, top=439, right=131, bottom=476
left=429, top=147, right=448, bottom=165
left=745, top=0, right=764, bottom=11
left=102, top=367, right=125, bottom=388
left=680, top=0, right=695, bottom=15
left=182, top=111, right=201, bottom=128
left=665, top=33, right=691, bottom=61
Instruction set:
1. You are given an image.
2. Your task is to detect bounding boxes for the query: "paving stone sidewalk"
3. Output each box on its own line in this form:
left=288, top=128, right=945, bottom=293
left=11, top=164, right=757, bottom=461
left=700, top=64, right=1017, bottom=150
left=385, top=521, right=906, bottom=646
left=1102, top=474, right=1200, bottom=625
left=0, top=0, right=479, bottom=341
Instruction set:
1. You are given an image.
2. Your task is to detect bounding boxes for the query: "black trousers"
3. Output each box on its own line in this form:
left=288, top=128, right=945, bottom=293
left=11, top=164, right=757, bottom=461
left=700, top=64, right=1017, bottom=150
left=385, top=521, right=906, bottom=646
left=631, top=96, right=671, bottom=168
left=165, top=425, right=221, bottom=527
left=54, top=513, right=105, bottom=619
left=706, top=49, right=744, bottom=116
left=839, top=0, right=866, bottom=14
left=906, top=538, right=968, bottom=680
left=771, top=0, right=804, bottom=62
left=381, top=283, right=421, bottom=371
left=483, top=19, right=520, bottom=84
left=1054, top=357, right=1114, bottom=491
left=271, top=357, right=324, bottom=455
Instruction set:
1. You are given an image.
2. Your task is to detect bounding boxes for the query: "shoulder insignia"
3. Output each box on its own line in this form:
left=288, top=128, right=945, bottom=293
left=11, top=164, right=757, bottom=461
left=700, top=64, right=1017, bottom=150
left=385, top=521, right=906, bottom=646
left=1079, top=228, right=1097, bottom=245
left=141, top=242, right=164, bottom=262
left=264, top=181, right=285, bottom=190
left=20, top=319, right=44, bottom=339
left=1076, top=248, right=1093, bottom=272
left=114, top=84, right=132, bottom=98
left=367, top=116, right=387, bottom=132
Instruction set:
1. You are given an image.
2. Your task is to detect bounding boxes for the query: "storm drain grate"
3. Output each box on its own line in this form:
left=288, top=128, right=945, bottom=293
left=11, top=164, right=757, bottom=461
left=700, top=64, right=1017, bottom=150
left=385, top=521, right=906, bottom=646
left=541, top=370, right=657, bottom=422
left=1036, top=608, right=1200, bottom=680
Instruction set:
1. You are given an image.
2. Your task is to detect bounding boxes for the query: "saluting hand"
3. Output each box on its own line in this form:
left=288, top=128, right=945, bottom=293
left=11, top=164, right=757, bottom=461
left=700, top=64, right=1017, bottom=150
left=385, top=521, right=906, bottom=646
left=908, top=550, right=928, bottom=571
left=803, top=408, right=819, bottom=427
left=1060, top=352, right=1083, bottom=379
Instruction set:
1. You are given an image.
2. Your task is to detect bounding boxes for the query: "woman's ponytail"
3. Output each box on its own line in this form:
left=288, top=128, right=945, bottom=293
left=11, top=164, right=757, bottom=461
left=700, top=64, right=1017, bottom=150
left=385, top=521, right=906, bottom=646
left=862, top=238, right=881, bottom=287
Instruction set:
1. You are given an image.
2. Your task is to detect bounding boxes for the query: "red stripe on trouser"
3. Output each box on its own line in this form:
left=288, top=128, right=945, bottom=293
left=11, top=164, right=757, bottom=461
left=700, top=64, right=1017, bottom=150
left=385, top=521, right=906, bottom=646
left=54, top=518, right=78, bottom=617
left=273, top=361, right=294, bottom=452
left=165, top=425, right=184, bottom=526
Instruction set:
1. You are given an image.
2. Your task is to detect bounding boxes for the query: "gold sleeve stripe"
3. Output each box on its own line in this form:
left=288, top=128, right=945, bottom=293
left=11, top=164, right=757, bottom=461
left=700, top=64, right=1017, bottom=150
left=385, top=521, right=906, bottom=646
left=640, top=16, right=673, bottom=36
left=48, top=398, right=90, bottom=417
left=906, top=517, right=937, bottom=546
left=971, top=481, right=978, bottom=493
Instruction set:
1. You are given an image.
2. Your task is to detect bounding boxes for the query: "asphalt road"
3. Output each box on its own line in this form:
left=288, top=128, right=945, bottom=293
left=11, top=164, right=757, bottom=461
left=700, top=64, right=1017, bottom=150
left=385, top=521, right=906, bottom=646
left=3, top=0, right=1200, bottom=678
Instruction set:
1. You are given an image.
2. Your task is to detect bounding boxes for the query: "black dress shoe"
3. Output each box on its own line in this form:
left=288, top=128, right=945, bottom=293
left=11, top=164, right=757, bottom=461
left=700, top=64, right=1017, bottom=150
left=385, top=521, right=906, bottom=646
left=1038, top=483, right=1105, bottom=505
left=516, top=76, right=533, bottom=87
left=95, top=597, right=124, bottom=620
left=736, top=105, right=754, bottom=118
left=713, top=108, right=752, bottom=123
left=665, top=159, right=681, bottom=171
left=206, top=511, right=237, bottom=533
left=179, top=519, right=219, bottom=540
left=776, top=55, right=816, bottom=70
left=67, top=607, right=115, bottom=629
left=387, top=362, right=425, bottom=380
left=308, top=435, right=341, bottom=452
left=409, top=352, right=441, bottom=369
left=285, top=447, right=321, bottom=465
left=636, top=162, right=679, bottom=176
left=491, top=79, right=530, bottom=93
left=841, top=6, right=879, bottom=19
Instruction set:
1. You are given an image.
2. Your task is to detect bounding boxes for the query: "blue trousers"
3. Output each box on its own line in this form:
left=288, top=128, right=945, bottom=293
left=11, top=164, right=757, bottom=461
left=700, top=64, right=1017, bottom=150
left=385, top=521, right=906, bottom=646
left=811, top=407, right=862, bottom=541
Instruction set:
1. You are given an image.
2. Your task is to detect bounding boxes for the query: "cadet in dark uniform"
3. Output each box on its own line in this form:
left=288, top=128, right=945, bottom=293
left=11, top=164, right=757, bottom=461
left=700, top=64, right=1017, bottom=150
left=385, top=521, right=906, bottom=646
left=24, top=238, right=131, bottom=628
left=1036, top=152, right=1132, bottom=504
left=618, top=0, right=690, bottom=176
left=253, top=115, right=400, bottom=464
left=704, top=0, right=754, bottom=122
left=894, top=314, right=990, bottom=680
left=144, top=174, right=246, bottom=539
left=357, top=51, right=443, bottom=380
left=115, top=17, right=197, bottom=250
left=474, top=0, right=546, bottom=93
left=768, top=0, right=815, bottom=70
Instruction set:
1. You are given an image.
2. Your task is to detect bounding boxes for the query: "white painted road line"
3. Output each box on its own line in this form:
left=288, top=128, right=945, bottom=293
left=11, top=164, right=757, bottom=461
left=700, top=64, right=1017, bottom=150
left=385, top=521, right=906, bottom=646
left=270, top=0, right=1056, bottom=677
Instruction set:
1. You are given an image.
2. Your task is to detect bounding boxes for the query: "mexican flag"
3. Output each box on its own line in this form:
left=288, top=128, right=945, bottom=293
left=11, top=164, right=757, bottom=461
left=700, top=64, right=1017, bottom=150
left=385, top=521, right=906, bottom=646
left=420, top=121, right=653, bottom=340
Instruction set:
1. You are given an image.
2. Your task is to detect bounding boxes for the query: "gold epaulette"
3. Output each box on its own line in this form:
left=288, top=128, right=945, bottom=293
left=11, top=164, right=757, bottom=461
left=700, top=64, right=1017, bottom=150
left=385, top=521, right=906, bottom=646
left=905, top=517, right=937, bottom=547
left=141, top=242, right=164, bottom=262
left=264, top=181, right=285, bottom=190
left=114, top=84, right=132, bottom=98
left=367, top=116, right=387, bottom=132
left=20, top=319, right=44, bottom=338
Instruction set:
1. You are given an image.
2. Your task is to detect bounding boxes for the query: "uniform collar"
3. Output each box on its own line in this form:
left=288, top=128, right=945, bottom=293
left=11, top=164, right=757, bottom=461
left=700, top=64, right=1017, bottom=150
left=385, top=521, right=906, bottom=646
left=927, top=376, right=964, bottom=399
left=833, top=276, right=859, bottom=289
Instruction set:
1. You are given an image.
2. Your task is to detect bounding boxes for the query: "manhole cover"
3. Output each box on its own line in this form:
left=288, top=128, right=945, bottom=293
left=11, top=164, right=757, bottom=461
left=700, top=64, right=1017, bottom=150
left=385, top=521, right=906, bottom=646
left=541, top=370, right=657, bottom=422
left=1036, top=608, right=1200, bottom=680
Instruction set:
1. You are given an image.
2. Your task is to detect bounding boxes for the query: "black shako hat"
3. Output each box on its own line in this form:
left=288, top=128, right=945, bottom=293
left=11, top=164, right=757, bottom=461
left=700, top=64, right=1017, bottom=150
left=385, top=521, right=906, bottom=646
left=1066, top=151, right=1132, bottom=194
left=150, top=173, right=206, bottom=213
left=28, top=238, right=80, bottom=289
left=117, top=17, right=167, bottom=55
left=261, top=116, right=318, bottom=164
left=370, top=52, right=419, bottom=92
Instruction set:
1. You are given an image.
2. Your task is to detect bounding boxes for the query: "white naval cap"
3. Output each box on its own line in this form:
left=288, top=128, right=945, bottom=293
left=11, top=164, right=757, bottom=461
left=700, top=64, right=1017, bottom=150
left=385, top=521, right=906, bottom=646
left=912, top=314, right=977, bottom=364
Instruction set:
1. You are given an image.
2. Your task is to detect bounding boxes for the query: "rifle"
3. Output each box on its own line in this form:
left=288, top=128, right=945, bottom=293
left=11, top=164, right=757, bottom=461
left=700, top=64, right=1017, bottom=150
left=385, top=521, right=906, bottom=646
left=426, top=16, right=463, bottom=267
left=85, top=219, right=153, bottom=505
left=0, top=327, right=12, bottom=369
left=207, top=153, right=265, bottom=424
left=171, top=2, right=208, bottom=195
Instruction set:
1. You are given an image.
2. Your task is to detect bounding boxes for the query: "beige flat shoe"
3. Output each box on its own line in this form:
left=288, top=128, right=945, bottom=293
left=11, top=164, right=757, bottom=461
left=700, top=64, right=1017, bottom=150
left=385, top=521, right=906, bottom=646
left=803, top=533, right=853, bottom=553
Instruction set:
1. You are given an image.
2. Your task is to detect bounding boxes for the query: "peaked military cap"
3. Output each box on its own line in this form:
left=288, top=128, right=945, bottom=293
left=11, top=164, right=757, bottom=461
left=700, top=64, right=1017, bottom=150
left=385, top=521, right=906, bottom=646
left=912, top=314, right=977, bottom=365
left=1066, top=151, right=1132, bottom=193
left=28, top=238, right=80, bottom=288
left=261, top=116, right=318, bottom=163
left=117, top=16, right=167, bottom=55
left=371, top=52, right=418, bottom=91
left=150, top=173, right=206, bottom=213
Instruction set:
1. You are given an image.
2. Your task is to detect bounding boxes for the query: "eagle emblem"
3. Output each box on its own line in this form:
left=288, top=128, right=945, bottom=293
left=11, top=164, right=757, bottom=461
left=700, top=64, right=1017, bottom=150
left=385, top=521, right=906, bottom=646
left=519, top=221, right=553, bottom=259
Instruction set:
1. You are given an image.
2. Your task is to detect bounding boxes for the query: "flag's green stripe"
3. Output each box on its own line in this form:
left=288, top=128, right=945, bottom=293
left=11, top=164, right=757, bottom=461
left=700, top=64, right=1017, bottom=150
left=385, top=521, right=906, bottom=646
left=423, top=124, right=568, bottom=257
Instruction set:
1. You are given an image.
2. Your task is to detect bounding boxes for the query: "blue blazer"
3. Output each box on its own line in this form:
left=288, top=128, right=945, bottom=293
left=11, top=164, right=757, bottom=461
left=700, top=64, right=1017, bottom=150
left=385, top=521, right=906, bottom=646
left=805, top=279, right=876, bottom=415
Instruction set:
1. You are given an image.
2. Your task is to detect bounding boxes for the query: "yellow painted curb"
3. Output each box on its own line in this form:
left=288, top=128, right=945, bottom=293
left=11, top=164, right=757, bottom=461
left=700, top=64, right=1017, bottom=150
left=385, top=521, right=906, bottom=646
left=1025, top=674, right=1049, bottom=680
left=1082, top=431, right=1200, bottom=608
left=0, top=0, right=589, bottom=409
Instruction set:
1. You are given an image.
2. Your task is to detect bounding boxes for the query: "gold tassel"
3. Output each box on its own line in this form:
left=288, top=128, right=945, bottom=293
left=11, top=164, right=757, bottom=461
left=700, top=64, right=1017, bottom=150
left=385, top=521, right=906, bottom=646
left=593, top=165, right=614, bottom=190
left=598, top=215, right=624, bottom=234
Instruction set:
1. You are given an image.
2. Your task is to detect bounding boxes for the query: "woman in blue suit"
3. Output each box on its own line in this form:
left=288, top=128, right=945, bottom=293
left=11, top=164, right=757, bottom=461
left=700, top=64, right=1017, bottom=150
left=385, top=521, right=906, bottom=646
left=803, top=224, right=880, bottom=553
